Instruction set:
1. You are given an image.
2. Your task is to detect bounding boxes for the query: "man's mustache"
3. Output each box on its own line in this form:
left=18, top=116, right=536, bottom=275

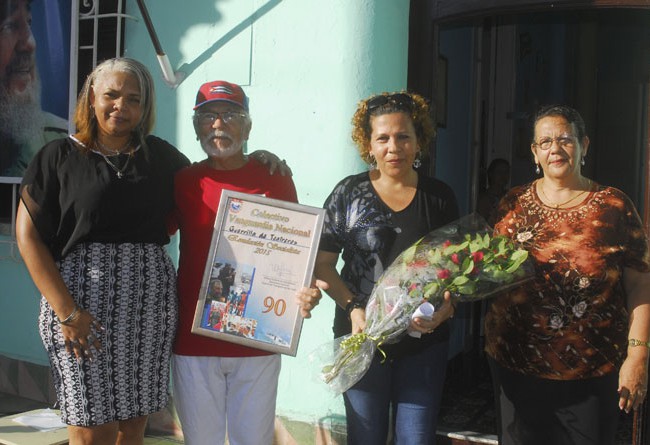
left=7, top=54, right=34, bottom=74
left=209, top=131, right=232, bottom=140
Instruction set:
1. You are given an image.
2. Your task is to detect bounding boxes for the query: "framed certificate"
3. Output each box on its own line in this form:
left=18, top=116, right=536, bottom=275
left=191, top=190, right=325, bottom=356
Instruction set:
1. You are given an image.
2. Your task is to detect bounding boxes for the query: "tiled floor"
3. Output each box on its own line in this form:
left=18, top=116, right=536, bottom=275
left=0, top=392, right=182, bottom=444
left=1, top=357, right=636, bottom=445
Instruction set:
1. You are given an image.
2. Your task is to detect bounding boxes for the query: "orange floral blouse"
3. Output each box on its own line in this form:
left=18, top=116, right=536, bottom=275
left=485, top=181, right=650, bottom=380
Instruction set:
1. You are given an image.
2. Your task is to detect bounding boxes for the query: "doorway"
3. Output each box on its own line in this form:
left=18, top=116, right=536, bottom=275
left=409, top=4, right=650, bottom=444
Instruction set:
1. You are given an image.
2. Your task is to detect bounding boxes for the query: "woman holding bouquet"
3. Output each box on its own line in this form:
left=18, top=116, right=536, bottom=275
left=315, top=91, right=458, bottom=444
left=485, top=104, right=650, bottom=445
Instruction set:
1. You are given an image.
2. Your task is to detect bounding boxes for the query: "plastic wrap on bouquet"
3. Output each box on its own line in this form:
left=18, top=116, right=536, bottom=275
left=312, top=213, right=533, bottom=394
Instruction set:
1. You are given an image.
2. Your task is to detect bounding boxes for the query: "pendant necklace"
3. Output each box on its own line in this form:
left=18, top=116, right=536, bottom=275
left=93, top=140, right=141, bottom=179
left=69, top=135, right=140, bottom=179
left=98, top=152, right=132, bottom=179
left=538, top=178, right=592, bottom=209
left=96, top=138, right=131, bottom=155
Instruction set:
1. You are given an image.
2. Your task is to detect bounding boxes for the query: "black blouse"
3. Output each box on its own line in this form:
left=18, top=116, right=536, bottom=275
left=21, top=135, right=190, bottom=260
left=320, top=172, right=459, bottom=356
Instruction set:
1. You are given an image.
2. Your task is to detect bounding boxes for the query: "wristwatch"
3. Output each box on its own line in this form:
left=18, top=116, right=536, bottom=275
left=345, top=300, right=365, bottom=319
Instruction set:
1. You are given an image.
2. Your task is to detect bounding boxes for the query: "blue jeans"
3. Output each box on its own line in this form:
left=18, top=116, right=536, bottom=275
left=343, top=340, right=449, bottom=445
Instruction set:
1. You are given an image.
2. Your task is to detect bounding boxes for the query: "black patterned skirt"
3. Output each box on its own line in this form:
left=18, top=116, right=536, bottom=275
left=38, top=243, right=178, bottom=426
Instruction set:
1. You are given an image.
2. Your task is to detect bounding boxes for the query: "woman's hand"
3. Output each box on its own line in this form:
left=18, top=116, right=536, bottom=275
left=621, top=267, right=650, bottom=412
left=410, top=291, right=455, bottom=334
left=249, top=150, right=292, bottom=176
left=16, top=201, right=103, bottom=361
left=295, top=278, right=328, bottom=318
left=618, top=354, right=648, bottom=413
left=350, top=307, right=366, bottom=334
left=61, top=309, right=104, bottom=360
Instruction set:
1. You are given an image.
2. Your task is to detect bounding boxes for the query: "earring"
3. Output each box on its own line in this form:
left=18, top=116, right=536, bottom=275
left=535, top=163, right=541, bottom=175
left=581, top=157, right=585, bottom=166
left=413, top=153, right=422, bottom=169
left=368, top=154, right=376, bottom=170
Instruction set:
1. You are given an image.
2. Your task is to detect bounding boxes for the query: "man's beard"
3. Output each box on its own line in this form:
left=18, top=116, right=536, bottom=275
left=0, top=76, right=45, bottom=144
left=200, top=130, right=244, bottom=159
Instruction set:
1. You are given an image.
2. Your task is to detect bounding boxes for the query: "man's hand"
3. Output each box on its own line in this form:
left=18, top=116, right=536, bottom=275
left=249, top=150, right=293, bottom=176
left=295, top=278, right=328, bottom=318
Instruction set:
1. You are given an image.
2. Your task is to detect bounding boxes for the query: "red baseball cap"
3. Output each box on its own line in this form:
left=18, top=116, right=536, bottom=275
left=193, top=80, right=249, bottom=111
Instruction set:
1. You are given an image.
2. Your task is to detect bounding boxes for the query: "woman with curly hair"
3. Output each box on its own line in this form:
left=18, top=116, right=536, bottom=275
left=315, top=91, right=459, bottom=444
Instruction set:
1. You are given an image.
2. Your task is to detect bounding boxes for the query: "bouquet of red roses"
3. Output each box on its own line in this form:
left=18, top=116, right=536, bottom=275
left=313, top=214, right=531, bottom=394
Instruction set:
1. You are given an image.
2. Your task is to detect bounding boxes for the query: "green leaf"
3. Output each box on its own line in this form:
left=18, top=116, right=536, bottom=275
left=423, top=282, right=440, bottom=299
left=427, top=249, right=442, bottom=264
left=505, top=250, right=529, bottom=273
left=402, top=245, right=417, bottom=263
left=452, top=275, right=470, bottom=286
left=457, top=284, right=477, bottom=294
left=462, top=258, right=475, bottom=275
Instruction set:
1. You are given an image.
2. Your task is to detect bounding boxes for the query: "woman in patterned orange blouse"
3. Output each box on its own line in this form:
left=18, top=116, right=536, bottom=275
left=484, top=104, right=650, bottom=445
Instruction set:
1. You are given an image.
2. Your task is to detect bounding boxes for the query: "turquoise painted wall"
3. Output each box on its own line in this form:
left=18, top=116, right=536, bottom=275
left=0, top=241, right=48, bottom=365
left=123, top=0, right=410, bottom=424
left=0, top=0, right=411, bottom=427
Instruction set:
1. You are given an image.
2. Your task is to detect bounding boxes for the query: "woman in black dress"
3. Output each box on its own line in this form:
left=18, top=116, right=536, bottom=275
left=16, top=58, right=189, bottom=444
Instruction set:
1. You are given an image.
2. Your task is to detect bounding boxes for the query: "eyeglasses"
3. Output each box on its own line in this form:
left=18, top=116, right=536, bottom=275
left=533, top=135, right=577, bottom=150
left=194, top=111, right=248, bottom=126
left=366, top=93, right=414, bottom=112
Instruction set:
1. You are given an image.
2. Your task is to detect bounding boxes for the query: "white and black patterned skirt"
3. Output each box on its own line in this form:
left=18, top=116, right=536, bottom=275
left=39, top=243, right=178, bottom=426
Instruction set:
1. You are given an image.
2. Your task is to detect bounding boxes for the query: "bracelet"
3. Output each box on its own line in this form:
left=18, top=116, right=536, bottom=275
left=345, top=300, right=364, bottom=319
left=628, top=338, right=650, bottom=348
left=58, top=305, right=80, bottom=325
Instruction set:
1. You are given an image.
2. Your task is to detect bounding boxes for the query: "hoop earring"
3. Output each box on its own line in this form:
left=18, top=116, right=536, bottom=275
left=535, top=163, right=541, bottom=175
left=413, top=152, right=422, bottom=169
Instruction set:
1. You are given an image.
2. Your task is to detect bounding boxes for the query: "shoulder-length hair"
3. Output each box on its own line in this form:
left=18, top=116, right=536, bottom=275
left=74, top=57, right=156, bottom=151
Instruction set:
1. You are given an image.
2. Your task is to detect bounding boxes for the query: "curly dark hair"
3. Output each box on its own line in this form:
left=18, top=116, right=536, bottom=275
left=351, top=91, right=435, bottom=164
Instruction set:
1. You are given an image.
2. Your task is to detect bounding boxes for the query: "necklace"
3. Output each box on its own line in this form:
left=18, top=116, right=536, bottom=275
left=96, top=138, right=131, bottom=155
left=98, top=152, right=132, bottom=179
left=69, top=135, right=138, bottom=179
left=538, top=178, right=591, bottom=209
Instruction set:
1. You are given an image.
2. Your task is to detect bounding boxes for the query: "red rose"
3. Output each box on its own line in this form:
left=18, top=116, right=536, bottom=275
left=410, top=260, right=428, bottom=268
left=451, top=253, right=460, bottom=264
left=437, top=269, right=451, bottom=279
left=472, top=251, right=484, bottom=262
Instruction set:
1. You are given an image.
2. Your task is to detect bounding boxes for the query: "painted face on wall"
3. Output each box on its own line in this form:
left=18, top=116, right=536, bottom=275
left=0, top=0, right=36, bottom=96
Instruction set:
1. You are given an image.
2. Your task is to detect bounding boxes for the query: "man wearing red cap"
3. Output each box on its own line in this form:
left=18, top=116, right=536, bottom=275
left=170, top=80, right=325, bottom=444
